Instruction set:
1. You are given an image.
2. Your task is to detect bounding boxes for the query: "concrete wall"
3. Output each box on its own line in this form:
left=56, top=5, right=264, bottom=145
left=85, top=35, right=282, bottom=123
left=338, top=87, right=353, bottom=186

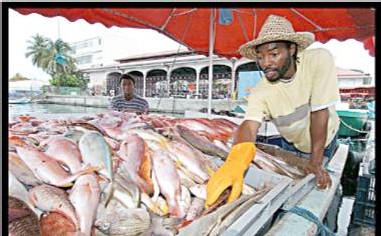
left=42, top=95, right=246, bottom=113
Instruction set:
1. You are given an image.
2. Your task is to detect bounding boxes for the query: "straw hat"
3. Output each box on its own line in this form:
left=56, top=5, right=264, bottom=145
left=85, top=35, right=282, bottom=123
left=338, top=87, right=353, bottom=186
left=239, top=14, right=315, bottom=60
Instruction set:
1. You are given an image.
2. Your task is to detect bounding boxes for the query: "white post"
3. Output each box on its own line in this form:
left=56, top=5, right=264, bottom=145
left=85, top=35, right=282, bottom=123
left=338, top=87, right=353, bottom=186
left=230, top=57, right=237, bottom=99
left=196, top=68, right=200, bottom=99
left=207, top=9, right=215, bottom=119
left=143, top=72, right=147, bottom=98
left=165, top=64, right=171, bottom=97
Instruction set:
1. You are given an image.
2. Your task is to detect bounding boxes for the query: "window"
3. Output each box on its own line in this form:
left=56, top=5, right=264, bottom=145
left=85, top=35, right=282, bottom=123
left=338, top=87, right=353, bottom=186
left=76, top=55, right=93, bottom=65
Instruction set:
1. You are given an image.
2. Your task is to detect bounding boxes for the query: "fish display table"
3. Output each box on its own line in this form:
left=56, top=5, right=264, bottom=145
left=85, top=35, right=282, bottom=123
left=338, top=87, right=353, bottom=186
left=265, top=144, right=349, bottom=235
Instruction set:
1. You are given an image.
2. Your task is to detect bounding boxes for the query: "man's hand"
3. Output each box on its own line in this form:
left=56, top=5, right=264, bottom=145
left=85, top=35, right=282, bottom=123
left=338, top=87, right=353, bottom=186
left=205, top=142, right=256, bottom=208
left=304, top=161, right=332, bottom=190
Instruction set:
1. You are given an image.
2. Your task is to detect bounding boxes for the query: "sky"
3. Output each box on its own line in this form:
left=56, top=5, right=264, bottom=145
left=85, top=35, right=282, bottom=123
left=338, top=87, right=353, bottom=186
left=8, top=9, right=375, bottom=85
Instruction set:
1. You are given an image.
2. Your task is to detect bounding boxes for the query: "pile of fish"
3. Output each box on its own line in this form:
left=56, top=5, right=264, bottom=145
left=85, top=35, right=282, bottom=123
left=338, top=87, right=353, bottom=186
left=9, top=111, right=272, bottom=236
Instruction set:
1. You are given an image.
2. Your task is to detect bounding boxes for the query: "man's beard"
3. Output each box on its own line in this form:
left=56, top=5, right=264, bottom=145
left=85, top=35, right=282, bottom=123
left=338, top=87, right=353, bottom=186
left=261, top=54, right=292, bottom=82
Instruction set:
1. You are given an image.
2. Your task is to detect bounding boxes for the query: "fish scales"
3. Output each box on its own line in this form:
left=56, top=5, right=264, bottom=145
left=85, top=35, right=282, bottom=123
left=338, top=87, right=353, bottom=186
left=29, top=184, right=79, bottom=230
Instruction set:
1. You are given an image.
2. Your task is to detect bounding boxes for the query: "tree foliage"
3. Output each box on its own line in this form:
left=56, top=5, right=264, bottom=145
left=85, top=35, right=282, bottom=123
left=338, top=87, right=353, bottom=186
left=9, top=73, right=30, bottom=82
left=25, top=34, right=87, bottom=88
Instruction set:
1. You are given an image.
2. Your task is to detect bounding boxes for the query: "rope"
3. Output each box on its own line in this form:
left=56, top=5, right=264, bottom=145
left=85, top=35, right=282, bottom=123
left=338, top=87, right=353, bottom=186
left=287, top=206, right=336, bottom=236
left=338, top=117, right=370, bottom=134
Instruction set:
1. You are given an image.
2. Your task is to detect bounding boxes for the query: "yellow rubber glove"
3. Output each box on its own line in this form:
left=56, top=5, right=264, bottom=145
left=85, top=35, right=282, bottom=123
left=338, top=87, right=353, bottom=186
left=205, top=142, right=256, bottom=208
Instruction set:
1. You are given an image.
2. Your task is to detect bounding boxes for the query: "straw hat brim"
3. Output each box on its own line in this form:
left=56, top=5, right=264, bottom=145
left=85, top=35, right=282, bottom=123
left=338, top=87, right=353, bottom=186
left=239, top=32, right=314, bottom=60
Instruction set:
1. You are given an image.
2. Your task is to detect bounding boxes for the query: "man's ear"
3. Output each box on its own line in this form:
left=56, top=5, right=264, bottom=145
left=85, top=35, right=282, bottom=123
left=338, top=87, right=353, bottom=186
left=290, top=44, right=296, bottom=57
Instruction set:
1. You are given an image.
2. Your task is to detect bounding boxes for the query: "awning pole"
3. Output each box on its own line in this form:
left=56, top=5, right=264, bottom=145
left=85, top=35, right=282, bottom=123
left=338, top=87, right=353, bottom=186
left=208, top=9, right=215, bottom=119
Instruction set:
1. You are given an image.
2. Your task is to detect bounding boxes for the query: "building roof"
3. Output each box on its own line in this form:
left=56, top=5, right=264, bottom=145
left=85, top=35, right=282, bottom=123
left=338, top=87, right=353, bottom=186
left=115, top=49, right=198, bottom=63
left=336, top=67, right=369, bottom=77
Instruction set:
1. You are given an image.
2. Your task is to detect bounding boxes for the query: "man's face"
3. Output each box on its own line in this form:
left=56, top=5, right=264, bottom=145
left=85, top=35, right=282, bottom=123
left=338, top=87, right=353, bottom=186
left=121, top=79, right=135, bottom=96
left=255, top=42, right=294, bottom=82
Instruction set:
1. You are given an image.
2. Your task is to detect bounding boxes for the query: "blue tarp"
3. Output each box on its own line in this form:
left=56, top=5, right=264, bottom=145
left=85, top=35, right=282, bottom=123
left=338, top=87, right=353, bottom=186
left=237, top=71, right=262, bottom=100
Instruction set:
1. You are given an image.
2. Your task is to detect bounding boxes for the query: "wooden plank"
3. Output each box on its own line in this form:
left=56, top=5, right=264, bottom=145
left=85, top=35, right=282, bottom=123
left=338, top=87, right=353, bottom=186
left=264, top=144, right=349, bottom=236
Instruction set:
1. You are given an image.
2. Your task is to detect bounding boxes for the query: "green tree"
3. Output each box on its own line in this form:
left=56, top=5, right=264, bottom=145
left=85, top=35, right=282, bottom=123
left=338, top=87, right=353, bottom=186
left=25, top=34, right=87, bottom=88
left=25, top=34, right=48, bottom=69
left=9, top=73, right=29, bottom=82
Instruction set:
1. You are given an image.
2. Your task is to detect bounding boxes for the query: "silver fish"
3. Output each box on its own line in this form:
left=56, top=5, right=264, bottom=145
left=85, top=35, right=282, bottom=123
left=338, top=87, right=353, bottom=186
left=78, top=131, right=114, bottom=205
left=95, top=198, right=150, bottom=235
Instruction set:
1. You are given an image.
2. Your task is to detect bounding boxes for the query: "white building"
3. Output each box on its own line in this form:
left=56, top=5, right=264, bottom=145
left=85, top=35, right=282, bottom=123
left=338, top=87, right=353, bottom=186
left=70, top=35, right=140, bottom=70
left=336, top=67, right=372, bottom=87
left=74, top=38, right=373, bottom=98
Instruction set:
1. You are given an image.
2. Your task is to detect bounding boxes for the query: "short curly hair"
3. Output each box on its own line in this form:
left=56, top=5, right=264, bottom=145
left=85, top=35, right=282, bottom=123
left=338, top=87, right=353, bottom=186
left=119, top=73, right=136, bottom=85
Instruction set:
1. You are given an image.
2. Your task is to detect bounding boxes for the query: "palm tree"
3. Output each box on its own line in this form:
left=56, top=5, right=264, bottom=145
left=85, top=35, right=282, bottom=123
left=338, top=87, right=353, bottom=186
left=25, top=34, right=48, bottom=69
left=41, top=38, right=75, bottom=76
left=26, top=35, right=76, bottom=76
left=25, top=34, right=86, bottom=88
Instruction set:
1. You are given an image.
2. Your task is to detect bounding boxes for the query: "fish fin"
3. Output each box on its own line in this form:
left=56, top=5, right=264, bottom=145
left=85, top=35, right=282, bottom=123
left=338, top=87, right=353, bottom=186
left=104, top=180, right=114, bottom=208
left=206, top=166, right=215, bottom=176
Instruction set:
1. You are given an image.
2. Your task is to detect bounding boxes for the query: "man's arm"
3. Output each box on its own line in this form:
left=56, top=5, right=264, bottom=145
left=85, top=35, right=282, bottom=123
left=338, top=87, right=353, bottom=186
left=308, top=108, right=332, bottom=189
left=233, top=120, right=261, bottom=145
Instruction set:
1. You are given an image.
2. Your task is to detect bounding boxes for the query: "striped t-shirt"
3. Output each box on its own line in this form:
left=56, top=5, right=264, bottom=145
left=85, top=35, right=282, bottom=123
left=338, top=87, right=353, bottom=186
left=245, top=48, right=340, bottom=153
left=109, top=94, right=149, bottom=112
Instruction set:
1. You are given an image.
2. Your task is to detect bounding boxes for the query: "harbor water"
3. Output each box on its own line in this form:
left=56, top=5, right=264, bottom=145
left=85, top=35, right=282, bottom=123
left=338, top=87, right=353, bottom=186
left=8, top=103, right=374, bottom=234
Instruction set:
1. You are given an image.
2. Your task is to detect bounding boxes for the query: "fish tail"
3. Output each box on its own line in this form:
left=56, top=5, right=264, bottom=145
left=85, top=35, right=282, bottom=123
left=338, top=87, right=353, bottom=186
left=141, top=192, right=164, bottom=215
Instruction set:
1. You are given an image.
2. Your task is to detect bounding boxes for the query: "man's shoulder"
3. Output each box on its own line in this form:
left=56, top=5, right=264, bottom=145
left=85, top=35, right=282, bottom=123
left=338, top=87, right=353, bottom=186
left=110, top=94, right=124, bottom=101
left=133, top=94, right=148, bottom=102
left=302, top=47, right=333, bottom=59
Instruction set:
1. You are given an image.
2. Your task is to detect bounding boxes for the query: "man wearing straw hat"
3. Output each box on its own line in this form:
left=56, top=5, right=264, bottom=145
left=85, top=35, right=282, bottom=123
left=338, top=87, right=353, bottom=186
left=206, top=15, right=340, bottom=207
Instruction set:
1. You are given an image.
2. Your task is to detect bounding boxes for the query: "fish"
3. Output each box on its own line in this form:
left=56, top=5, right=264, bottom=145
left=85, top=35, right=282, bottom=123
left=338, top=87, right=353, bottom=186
left=95, top=198, right=151, bottom=235
left=118, top=134, right=154, bottom=194
left=43, top=137, right=83, bottom=174
left=9, top=212, right=41, bottom=236
left=189, top=184, right=207, bottom=199
left=16, top=145, right=97, bottom=187
left=9, top=171, right=42, bottom=217
left=150, top=149, right=188, bottom=218
left=113, top=169, right=141, bottom=209
left=39, top=212, right=77, bottom=236
left=9, top=122, right=39, bottom=135
left=141, top=213, right=182, bottom=236
left=167, top=140, right=210, bottom=184
left=9, top=151, right=42, bottom=186
left=213, top=139, right=231, bottom=153
left=8, top=196, right=36, bottom=223
left=177, top=125, right=228, bottom=159
left=69, top=174, right=101, bottom=235
left=29, top=184, right=79, bottom=230
left=131, top=128, right=169, bottom=147
left=78, top=131, right=114, bottom=205
left=186, top=197, right=205, bottom=221
left=254, top=149, right=306, bottom=179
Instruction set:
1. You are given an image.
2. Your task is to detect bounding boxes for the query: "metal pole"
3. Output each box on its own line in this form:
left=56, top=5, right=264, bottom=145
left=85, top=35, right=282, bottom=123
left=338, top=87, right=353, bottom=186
left=208, top=9, right=215, bottom=119
left=230, top=57, right=237, bottom=99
